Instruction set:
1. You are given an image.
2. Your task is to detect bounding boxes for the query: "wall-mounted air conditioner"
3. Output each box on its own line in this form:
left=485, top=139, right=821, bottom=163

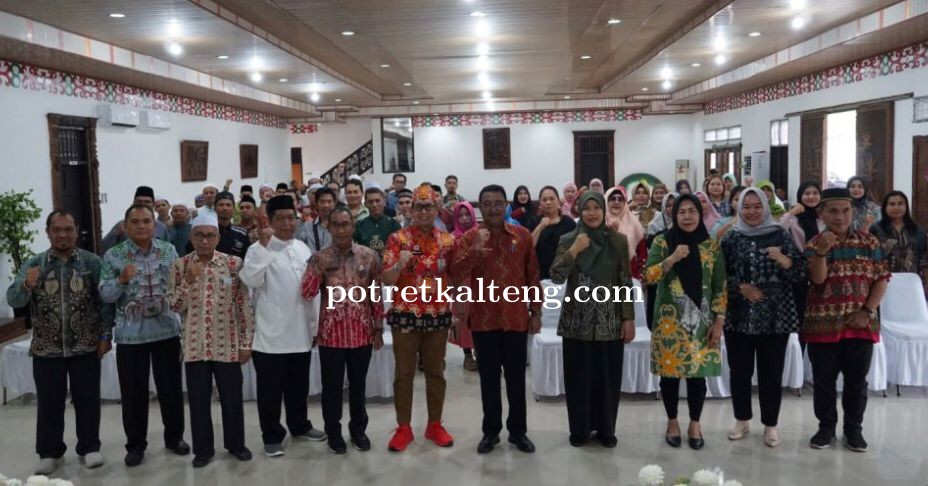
left=140, top=110, right=171, bottom=131
left=97, top=104, right=139, bottom=127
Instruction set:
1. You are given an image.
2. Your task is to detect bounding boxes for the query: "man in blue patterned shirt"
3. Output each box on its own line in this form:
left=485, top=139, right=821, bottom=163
left=100, top=204, right=189, bottom=466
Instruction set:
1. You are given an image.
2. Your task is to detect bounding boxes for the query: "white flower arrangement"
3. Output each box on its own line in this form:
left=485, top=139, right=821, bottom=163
left=638, top=465, right=665, bottom=486
left=691, top=469, right=721, bottom=486
left=723, top=481, right=744, bottom=486
left=0, top=475, right=73, bottom=486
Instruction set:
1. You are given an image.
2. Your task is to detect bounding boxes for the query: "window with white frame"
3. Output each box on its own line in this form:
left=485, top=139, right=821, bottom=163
left=704, top=125, right=741, bottom=144
left=770, top=119, right=788, bottom=146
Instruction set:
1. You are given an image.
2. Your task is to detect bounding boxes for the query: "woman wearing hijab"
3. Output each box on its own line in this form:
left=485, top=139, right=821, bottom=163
left=605, top=186, right=648, bottom=280
left=630, top=182, right=657, bottom=228
left=695, top=191, right=722, bottom=232
left=562, top=182, right=579, bottom=218
left=650, top=184, right=668, bottom=212
left=646, top=192, right=678, bottom=331
left=778, top=181, right=823, bottom=250
left=710, top=185, right=746, bottom=241
left=550, top=191, right=636, bottom=448
left=847, top=176, right=882, bottom=232
left=510, top=185, right=537, bottom=228
left=722, top=173, right=737, bottom=198
left=720, top=188, right=807, bottom=448
left=870, top=191, right=928, bottom=283
left=675, top=179, right=692, bottom=195
left=756, top=181, right=786, bottom=219
left=645, top=194, right=726, bottom=451
left=589, top=178, right=605, bottom=195
left=532, top=186, right=578, bottom=281
left=449, top=201, right=479, bottom=371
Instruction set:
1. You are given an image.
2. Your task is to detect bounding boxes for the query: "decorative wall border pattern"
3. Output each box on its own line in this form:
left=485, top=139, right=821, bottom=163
left=704, top=41, right=928, bottom=115
left=412, top=108, right=642, bottom=128
left=0, top=59, right=288, bottom=129
left=289, top=123, right=320, bottom=134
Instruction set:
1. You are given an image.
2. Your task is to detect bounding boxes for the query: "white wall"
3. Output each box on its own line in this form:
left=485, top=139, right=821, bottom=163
left=0, top=84, right=291, bottom=315
left=289, top=118, right=373, bottom=181
left=692, top=66, right=928, bottom=198
left=300, top=115, right=694, bottom=201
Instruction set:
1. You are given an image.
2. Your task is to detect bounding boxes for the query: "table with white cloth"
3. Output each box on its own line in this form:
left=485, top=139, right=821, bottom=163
left=530, top=280, right=805, bottom=399
left=1, top=334, right=395, bottom=403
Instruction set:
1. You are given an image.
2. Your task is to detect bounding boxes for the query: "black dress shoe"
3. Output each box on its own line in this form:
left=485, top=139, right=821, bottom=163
left=568, top=435, right=586, bottom=447
left=232, top=448, right=253, bottom=461
left=665, top=435, right=682, bottom=448
left=508, top=435, right=536, bottom=453
left=328, top=435, right=348, bottom=455
left=351, top=433, right=372, bottom=452
left=688, top=436, right=705, bottom=450
left=124, top=451, right=144, bottom=467
left=477, top=435, right=500, bottom=454
left=168, top=440, right=191, bottom=456
left=599, top=435, right=618, bottom=448
left=192, top=455, right=212, bottom=468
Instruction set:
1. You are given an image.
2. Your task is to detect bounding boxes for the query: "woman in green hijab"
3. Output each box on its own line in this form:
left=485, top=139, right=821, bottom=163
left=550, top=191, right=637, bottom=448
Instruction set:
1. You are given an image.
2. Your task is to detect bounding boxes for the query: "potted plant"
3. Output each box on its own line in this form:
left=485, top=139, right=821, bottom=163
left=0, top=189, right=42, bottom=324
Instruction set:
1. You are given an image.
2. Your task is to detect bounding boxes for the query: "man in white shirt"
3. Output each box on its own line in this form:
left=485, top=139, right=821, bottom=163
left=198, top=183, right=219, bottom=217
left=240, top=195, right=325, bottom=457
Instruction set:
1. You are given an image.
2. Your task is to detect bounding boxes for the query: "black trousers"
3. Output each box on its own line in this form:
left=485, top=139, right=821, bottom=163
left=725, top=331, right=789, bottom=426
left=319, top=345, right=372, bottom=438
left=185, top=361, right=245, bottom=457
left=33, top=353, right=101, bottom=458
left=252, top=350, right=312, bottom=445
left=659, top=377, right=707, bottom=421
left=562, top=338, right=623, bottom=440
left=808, top=339, right=873, bottom=434
left=472, top=330, right=529, bottom=437
left=646, top=285, right=657, bottom=331
left=116, top=337, right=185, bottom=453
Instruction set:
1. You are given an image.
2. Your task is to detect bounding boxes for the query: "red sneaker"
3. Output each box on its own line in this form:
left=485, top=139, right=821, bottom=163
left=388, top=424, right=414, bottom=452
left=424, top=422, right=454, bottom=447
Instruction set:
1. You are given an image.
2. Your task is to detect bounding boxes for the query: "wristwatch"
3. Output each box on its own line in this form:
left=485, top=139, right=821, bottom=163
left=860, top=305, right=878, bottom=320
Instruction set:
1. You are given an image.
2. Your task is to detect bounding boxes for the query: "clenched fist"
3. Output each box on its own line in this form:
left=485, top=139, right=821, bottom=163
left=570, top=233, right=591, bottom=256
left=118, top=264, right=137, bottom=285
left=186, top=261, right=204, bottom=285
left=23, top=267, right=41, bottom=290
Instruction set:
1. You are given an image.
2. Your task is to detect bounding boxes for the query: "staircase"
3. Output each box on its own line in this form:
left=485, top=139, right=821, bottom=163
left=320, top=139, right=373, bottom=186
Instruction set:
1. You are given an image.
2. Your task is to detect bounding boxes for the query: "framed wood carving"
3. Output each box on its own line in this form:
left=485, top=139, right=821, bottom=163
left=240, top=144, right=258, bottom=179
left=483, top=127, right=510, bottom=169
left=180, top=140, right=209, bottom=182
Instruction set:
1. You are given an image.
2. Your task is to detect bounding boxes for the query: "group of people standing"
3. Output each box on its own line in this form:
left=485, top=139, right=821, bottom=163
left=6, top=168, right=925, bottom=479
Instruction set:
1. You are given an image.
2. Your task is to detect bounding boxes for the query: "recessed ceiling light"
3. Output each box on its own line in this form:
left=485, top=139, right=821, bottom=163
left=476, top=55, right=489, bottom=69
left=790, top=0, right=807, bottom=10
left=475, top=20, right=489, bottom=37
left=216, top=55, right=229, bottom=59
left=403, top=82, right=413, bottom=87
left=335, top=98, right=342, bottom=102
left=470, top=11, right=487, bottom=17
left=310, top=92, right=320, bottom=102
left=713, top=36, right=727, bottom=52
left=563, top=95, right=571, bottom=100
left=748, top=31, right=761, bottom=37
left=341, top=30, right=355, bottom=36
left=109, top=13, right=125, bottom=18
left=481, top=90, right=492, bottom=100
left=279, top=78, right=288, bottom=82
left=380, top=64, right=391, bottom=68
left=790, top=16, right=806, bottom=30
left=412, top=101, right=420, bottom=104
left=714, top=54, right=727, bottom=65
left=167, top=19, right=181, bottom=38
left=477, top=42, right=489, bottom=55
left=167, top=42, right=183, bottom=56
left=641, top=87, right=649, bottom=92
left=580, top=55, right=592, bottom=60
left=250, top=72, right=263, bottom=82
left=660, top=67, right=673, bottom=79
left=662, top=80, right=673, bottom=90
left=607, top=18, right=621, bottom=25
left=691, top=62, right=701, bottom=67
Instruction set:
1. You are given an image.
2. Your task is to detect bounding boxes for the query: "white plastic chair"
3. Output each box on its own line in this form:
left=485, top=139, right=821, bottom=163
left=880, top=273, right=928, bottom=391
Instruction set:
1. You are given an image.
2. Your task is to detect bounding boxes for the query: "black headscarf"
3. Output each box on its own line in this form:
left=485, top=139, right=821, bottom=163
left=664, top=194, right=709, bottom=307
left=846, top=176, right=870, bottom=210
left=795, top=181, right=822, bottom=242
left=510, top=185, right=536, bottom=226
left=675, top=179, right=692, bottom=195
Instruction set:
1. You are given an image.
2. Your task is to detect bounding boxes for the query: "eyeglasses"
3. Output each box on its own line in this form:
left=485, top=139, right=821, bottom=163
left=192, top=232, right=218, bottom=241
left=412, top=204, right=435, bottom=212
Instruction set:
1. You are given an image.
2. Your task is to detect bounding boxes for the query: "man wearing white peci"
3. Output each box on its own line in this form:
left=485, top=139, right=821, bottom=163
left=240, top=195, right=325, bottom=457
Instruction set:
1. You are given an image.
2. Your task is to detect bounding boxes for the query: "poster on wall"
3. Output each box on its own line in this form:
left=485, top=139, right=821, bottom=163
left=381, top=117, right=414, bottom=173
left=483, top=127, right=511, bottom=169
left=619, top=173, right=664, bottom=192
left=240, top=144, right=258, bottom=179
left=180, top=140, right=209, bottom=182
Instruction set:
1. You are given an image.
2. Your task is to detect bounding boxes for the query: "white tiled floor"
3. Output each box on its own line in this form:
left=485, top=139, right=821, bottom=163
left=1, top=348, right=927, bottom=486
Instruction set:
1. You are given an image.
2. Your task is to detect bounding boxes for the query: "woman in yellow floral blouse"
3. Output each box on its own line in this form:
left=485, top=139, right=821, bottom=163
left=645, top=193, right=727, bottom=451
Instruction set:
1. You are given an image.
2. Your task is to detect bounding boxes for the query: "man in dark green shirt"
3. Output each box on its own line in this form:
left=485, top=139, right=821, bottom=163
left=353, top=187, right=400, bottom=256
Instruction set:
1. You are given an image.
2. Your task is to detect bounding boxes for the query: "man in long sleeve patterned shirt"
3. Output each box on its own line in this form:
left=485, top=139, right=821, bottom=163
left=168, top=213, right=255, bottom=467
left=302, top=206, right=384, bottom=455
